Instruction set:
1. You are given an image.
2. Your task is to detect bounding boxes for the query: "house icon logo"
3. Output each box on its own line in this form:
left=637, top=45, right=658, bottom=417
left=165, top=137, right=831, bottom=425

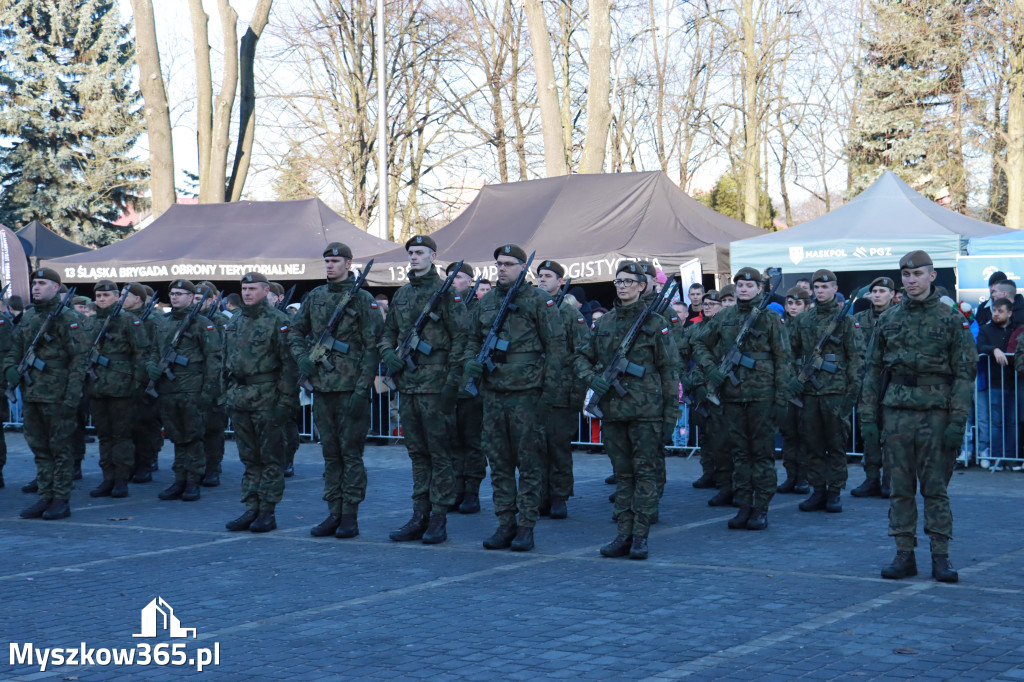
left=132, top=597, right=197, bottom=639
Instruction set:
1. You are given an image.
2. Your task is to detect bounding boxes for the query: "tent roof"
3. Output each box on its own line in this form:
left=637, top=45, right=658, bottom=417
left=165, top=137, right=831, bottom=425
left=365, top=171, right=764, bottom=286
left=967, top=230, right=1024, bottom=255
left=16, top=220, right=91, bottom=260
left=730, top=172, right=1011, bottom=273
left=44, top=199, right=395, bottom=283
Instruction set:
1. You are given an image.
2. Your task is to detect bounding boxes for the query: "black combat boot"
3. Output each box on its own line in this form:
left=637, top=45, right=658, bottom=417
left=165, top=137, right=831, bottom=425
left=881, top=550, right=917, bottom=579
left=389, top=511, right=429, bottom=542
left=608, top=492, right=616, bottom=503
left=226, top=509, right=258, bottom=531
left=510, top=526, right=534, bottom=551
left=181, top=478, right=201, bottom=502
left=90, top=480, right=115, bottom=498
left=776, top=475, right=797, bottom=494
left=20, top=497, right=51, bottom=519
left=549, top=497, right=568, bottom=519
left=707, top=489, right=734, bottom=507
left=799, top=488, right=828, bottom=512
left=538, top=501, right=551, bottom=517
left=459, top=491, right=481, bottom=514
left=421, top=513, right=447, bottom=544
left=850, top=477, right=881, bottom=498
left=728, top=506, right=753, bottom=529
left=335, top=514, right=359, bottom=539
left=793, top=478, right=810, bottom=494
left=746, top=508, right=768, bottom=530
left=880, top=471, right=891, bottom=498
left=283, top=460, right=294, bottom=478
left=22, top=478, right=38, bottom=494
left=201, top=468, right=220, bottom=487
left=158, top=480, right=186, bottom=500
left=600, top=534, right=632, bottom=557
left=483, top=524, right=517, bottom=549
left=692, top=472, right=716, bottom=489
left=825, top=490, right=843, bottom=513
left=131, top=465, right=152, bottom=484
left=931, top=554, right=959, bottom=583
left=110, top=479, right=129, bottom=498
left=604, top=473, right=616, bottom=485
left=42, top=499, right=71, bottom=520
left=250, top=507, right=277, bottom=533
left=0, top=472, right=4, bottom=488
left=72, top=461, right=82, bottom=481
left=450, top=492, right=465, bottom=513
left=629, top=535, right=648, bottom=560
left=310, top=513, right=342, bottom=537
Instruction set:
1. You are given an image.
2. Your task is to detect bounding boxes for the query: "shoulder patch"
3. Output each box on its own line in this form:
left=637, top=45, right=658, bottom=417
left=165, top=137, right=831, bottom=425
left=661, top=327, right=670, bottom=336
left=577, top=317, right=585, bottom=324
left=70, top=322, right=79, bottom=329
left=133, top=319, right=141, bottom=326
left=454, top=296, right=462, bottom=303
left=0, top=319, right=5, bottom=325
left=280, top=325, right=289, bottom=332
left=207, top=324, right=215, bottom=331
left=671, top=316, right=679, bottom=324
left=546, top=299, right=555, bottom=307
left=370, top=302, right=378, bottom=309
left=223, top=323, right=228, bottom=330
left=963, top=321, right=970, bottom=329
left=854, top=321, right=860, bottom=328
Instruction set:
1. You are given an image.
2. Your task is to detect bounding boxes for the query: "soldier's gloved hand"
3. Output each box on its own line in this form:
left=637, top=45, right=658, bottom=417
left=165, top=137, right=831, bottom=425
left=464, top=359, right=484, bottom=379
left=662, top=419, right=676, bottom=446
left=346, top=392, right=369, bottom=418
left=381, top=348, right=404, bottom=375
left=788, top=377, right=805, bottom=397
left=942, top=423, right=966, bottom=450
left=296, top=355, right=316, bottom=378
left=440, top=384, right=458, bottom=412
left=861, top=422, right=880, bottom=451
left=772, top=402, right=788, bottom=428
left=693, top=384, right=708, bottom=405
left=5, top=366, right=20, bottom=388
left=706, top=366, right=727, bottom=388
left=61, top=389, right=80, bottom=411
left=145, top=362, right=163, bottom=381
left=680, top=373, right=696, bottom=392
left=589, top=375, right=611, bottom=397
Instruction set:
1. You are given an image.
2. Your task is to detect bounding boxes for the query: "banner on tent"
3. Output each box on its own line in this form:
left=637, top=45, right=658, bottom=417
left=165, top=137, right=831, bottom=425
left=956, top=255, right=1024, bottom=307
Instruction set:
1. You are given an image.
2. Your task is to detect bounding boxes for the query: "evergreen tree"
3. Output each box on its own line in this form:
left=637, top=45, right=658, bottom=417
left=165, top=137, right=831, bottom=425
left=695, top=172, right=777, bottom=231
left=0, top=0, right=146, bottom=245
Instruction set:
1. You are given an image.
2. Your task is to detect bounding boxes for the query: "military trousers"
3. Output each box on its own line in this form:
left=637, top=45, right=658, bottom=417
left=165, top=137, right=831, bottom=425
left=540, top=405, right=576, bottom=503
left=882, top=407, right=955, bottom=553
left=780, top=404, right=808, bottom=480
left=132, top=393, right=164, bottom=470
left=692, top=412, right=714, bottom=477
left=453, top=395, right=486, bottom=495
left=399, top=392, right=457, bottom=514
left=24, top=401, right=76, bottom=500
left=603, top=420, right=660, bottom=538
left=231, top=408, right=285, bottom=511
left=483, top=388, right=544, bottom=529
left=158, top=393, right=207, bottom=482
left=282, top=397, right=301, bottom=463
left=858, top=414, right=883, bottom=480
left=722, top=401, right=778, bottom=509
left=203, top=403, right=227, bottom=474
left=91, top=396, right=136, bottom=481
left=72, top=395, right=88, bottom=463
left=801, top=394, right=850, bottom=490
left=313, top=391, right=368, bottom=515
left=703, top=408, right=732, bottom=490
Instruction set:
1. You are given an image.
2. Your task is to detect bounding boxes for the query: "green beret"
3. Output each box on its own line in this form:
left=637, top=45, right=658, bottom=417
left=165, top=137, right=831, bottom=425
left=94, top=280, right=118, bottom=293
left=241, top=271, right=269, bottom=285
left=899, top=250, right=932, bottom=269
left=812, top=269, right=837, bottom=284
left=142, top=285, right=154, bottom=297
left=616, top=260, right=642, bottom=277
left=733, top=267, right=762, bottom=283
left=494, top=244, right=527, bottom=262
left=869, top=276, right=896, bottom=291
left=537, top=260, right=565, bottom=278
left=72, top=296, right=91, bottom=306
left=169, top=279, right=196, bottom=294
left=635, top=260, right=654, bottom=275
left=720, top=284, right=737, bottom=298
left=197, top=281, right=219, bottom=297
left=785, top=287, right=810, bottom=301
left=405, top=235, right=437, bottom=252
left=126, top=282, right=147, bottom=299
left=703, top=290, right=722, bottom=302
left=445, top=261, right=474, bottom=278
left=32, top=267, right=61, bottom=285
left=323, top=242, right=353, bottom=259
left=268, top=282, right=285, bottom=296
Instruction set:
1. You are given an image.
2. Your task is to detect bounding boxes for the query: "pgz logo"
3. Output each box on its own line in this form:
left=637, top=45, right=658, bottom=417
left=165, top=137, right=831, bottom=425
left=854, top=247, right=892, bottom=258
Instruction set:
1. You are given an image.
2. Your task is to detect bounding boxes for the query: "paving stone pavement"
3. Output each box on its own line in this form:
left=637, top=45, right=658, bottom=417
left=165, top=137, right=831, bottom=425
left=1, top=432, right=1023, bottom=680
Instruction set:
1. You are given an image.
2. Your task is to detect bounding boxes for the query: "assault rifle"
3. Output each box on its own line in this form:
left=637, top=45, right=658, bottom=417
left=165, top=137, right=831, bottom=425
left=553, top=277, right=573, bottom=307
left=145, top=289, right=210, bottom=398
left=582, top=281, right=674, bottom=419
left=654, top=281, right=678, bottom=317
left=86, top=287, right=131, bottom=381
left=277, top=284, right=296, bottom=312
left=298, top=260, right=374, bottom=393
left=139, top=295, right=158, bottom=322
left=703, top=267, right=781, bottom=407
left=466, top=274, right=482, bottom=304
left=463, top=252, right=536, bottom=397
left=6, top=287, right=77, bottom=402
left=790, top=286, right=867, bottom=408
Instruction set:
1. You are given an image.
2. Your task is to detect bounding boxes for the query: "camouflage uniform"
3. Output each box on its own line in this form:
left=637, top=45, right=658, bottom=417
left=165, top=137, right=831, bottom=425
left=852, top=304, right=891, bottom=482
left=125, top=298, right=164, bottom=478
left=453, top=295, right=487, bottom=503
left=378, top=268, right=468, bottom=515
left=860, top=287, right=976, bottom=554
left=574, top=300, right=679, bottom=539
left=224, top=298, right=296, bottom=512
left=778, top=311, right=809, bottom=487
left=288, top=273, right=381, bottom=516
left=200, top=294, right=230, bottom=483
left=0, top=313, right=12, bottom=480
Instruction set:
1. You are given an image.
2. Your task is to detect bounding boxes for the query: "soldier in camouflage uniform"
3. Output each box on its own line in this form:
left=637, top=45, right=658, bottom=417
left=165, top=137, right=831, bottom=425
left=683, top=290, right=719, bottom=490
left=692, top=267, right=793, bottom=531
left=464, top=244, right=566, bottom=552
left=196, top=282, right=229, bottom=487
left=534, top=259, right=588, bottom=519
left=777, top=287, right=811, bottom=494
left=850, top=276, right=896, bottom=498
left=269, top=281, right=301, bottom=478
left=575, top=261, right=679, bottom=560
left=7, top=268, right=87, bottom=520
left=146, top=279, right=222, bottom=503
left=85, top=280, right=148, bottom=500
left=289, top=242, right=381, bottom=540
left=860, top=251, right=975, bottom=583
left=447, top=261, right=487, bottom=513
left=789, top=270, right=863, bottom=514
left=223, top=273, right=297, bottom=533
left=379, top=236, right=468, bottom=544
left=124, top=283, right=164, bottom=483
left=0, top=292, right=12, bottom=489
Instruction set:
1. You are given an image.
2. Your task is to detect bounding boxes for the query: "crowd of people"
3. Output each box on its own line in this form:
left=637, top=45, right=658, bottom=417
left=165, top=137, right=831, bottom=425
left=1, top=240, right=978, bottom=581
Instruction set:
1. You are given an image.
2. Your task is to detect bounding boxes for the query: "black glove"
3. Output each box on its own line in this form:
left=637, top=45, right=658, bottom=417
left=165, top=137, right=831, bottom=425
left=589, top=375, right=611, bottom=397
left=347, top=392, right=369, bottom=418
left=145, top=362, right=164, bottom=381
left=706, top=366, right=727, bottom=388
left=464, top=359, right=484, bottom=379
left=662, top=419, right=676, bottom=446
left=296, top=355, right=316, bottom=378
left=381, top=348, right=404, bottom=375
left=942, top=423, right=965, bottom=450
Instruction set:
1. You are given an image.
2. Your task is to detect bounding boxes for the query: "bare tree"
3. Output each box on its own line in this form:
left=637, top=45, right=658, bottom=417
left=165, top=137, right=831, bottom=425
left=523, top=0, right=568, bottom=176
left=578, top=0, right=611, bottom=173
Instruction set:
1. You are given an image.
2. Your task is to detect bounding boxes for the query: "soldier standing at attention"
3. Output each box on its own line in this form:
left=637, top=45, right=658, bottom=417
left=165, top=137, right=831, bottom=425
left=8, top=268, right=87, bottom=520
left=693, top=267, right=793, bottom=531
left=123, top=283, right=163, bottom=483
left=534, top=259, right=587, bottom=519
left=269, top=281, right=301, bottom=478
left=860, top=251, right=976, bottom=583
left=85, top=281, right=148, bottom=500
left=289, top=243, right=381, bottom=540
left=196, top=282, right=228, bottom=488
left=789, top=270, right=863, bottom=514
left=147, top=279, right=222, bottom=503
left=379, top=236, right=468, bottom=544
left=223, top=273, right=297, bottom=533
left=575, top=261, right=678, bottom=559
left=447, top=261, right=486, bottom=514
left=777, top=286, right=812, bottom=495
left=850, top=276, right=896, bottom=499
left=464, top=244, right=566, bottom=552
left=0, top=286, right=12, bottom=489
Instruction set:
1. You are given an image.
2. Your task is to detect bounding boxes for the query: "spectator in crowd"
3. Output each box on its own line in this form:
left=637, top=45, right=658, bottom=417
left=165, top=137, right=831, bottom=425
left=991, top=279, right=1024, bottom=327
left=224, top=293, right=242, bottom=314
left=475, top=279, right=492, bottom=298
left=374, top=293, right=389, bottom=318
left=590, top=306, right=608, bottom=326
left=975, top=271, right=1008, bottom=326
left=683, top=283, right=704, bottom=327
left=7, top=295, right=25, bottom=324
left=977, top=298, right=1018, bottom=466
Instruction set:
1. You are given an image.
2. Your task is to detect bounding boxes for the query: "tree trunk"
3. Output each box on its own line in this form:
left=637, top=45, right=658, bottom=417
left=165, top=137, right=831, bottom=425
left=579, top=0, right=611, bottom=174
left=1005, top=43, right=1024, bottom=229
left=130, top=0, right=175, bottom=217
left=227, top=0, right=273, bottom=201
left=188, top=0, right=213, bottom=201
left=207, top=0, right=238, bottom=204
left=523, top=0, right=567, bottom=176
left=741, top=0, right=759, bottom=226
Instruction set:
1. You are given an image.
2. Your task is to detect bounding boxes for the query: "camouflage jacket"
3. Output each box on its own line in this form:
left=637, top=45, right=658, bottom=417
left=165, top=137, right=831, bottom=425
left=859, top=287, right=977, bottom=427
left=152, top=305, right=222, bottom=396
left=0, top=315, right=12, bottom=394
left=224, top=300, right=296, bottom=412
left=573, top=298, right=679, bottom=422
left=789, top=297, right=863, bottom=396
left=466, top=281, right=566, bottom=393
left=691, top=294, right=793, bottom=404
left=378, top=268, right=468, bottom=394
left=288, top=274, right=382, bottom=394
left=85, top=306, right=148, bottom=398
left=547, top=301, right=589, bottom=407
left=5, top=295, right=87, bottom=404
left=852, top=305, right=891, bottom=346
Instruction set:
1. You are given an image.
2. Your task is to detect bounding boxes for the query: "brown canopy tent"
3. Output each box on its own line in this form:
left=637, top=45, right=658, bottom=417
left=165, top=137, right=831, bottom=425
left=364, top=172, right=765, bottom=286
